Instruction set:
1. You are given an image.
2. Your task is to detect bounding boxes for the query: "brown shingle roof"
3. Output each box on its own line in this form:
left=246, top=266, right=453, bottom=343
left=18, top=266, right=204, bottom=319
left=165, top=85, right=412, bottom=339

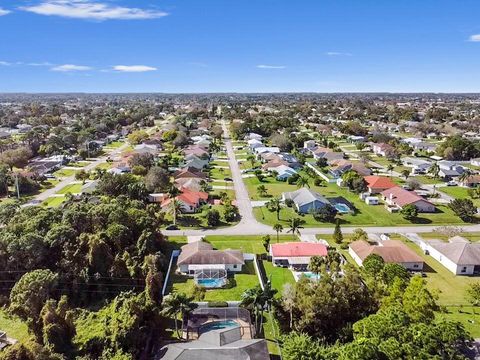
left=350, top=240, right=424, bottom=264
left=177, top=241, right=244, bottom=266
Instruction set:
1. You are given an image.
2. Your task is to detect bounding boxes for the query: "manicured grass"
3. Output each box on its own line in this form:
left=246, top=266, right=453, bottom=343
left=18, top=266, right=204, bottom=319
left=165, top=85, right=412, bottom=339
left=413, top=175, right=444, bottom=185
left=56, top=183, right=82, bottom=194
left=438, top=306, right=480, bottom=337
left=205, top=235, right=297, bottom=254
left=171, top=261, right=259, bottom=301
left=67, top=161, right=90, bottom=168
left=439, top=186, right=480, bottom=207
left=262, top=260, right=295, bottom=295
left=39, top=179, right=60, bottom=190
left=42, top=196, right=66, bottom=207
left=0, top=310, right=30, bottom=342
left=95, top=162, right=114, bottom=170
left=400, top=238, right=479, bottom=306
left=209, top=166, right=232, bottom=181
left=104, top=141, right=124, bottom=149
left=209, top=188, right=235, bottom=199
left=53, top=168, right=77, bottom=178
left=167, top=204, right=238, bottom=229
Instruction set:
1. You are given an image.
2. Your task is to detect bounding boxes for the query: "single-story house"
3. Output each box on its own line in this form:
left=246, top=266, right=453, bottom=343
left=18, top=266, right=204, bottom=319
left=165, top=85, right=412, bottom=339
left=246, top=132, right=263, bottom=141
left=381, top=186, right=436, bottom=212
left=184, top=156, right=209, bottom=170
left=311, top=147, right=344, bottom=162
left=173, top=167, right=208, bottom=181
left=174, top=177, right=205, bottom=192
left=160, top=327, right=269, bottom=360
left=177, top=241, right=244, bottom=274
left=402, top=157, right=432, bottom=174
left=247, top=139, right=263, bottom=150
left=253, top=146, right=280, bottom=155
left=420, top=236, right=480, bottom=275
left=270, top=242, right=328, bottom=270
left=364, top=175, right=396, bottom=194
left=272, top=165, right=298, bottom=181
left=282, top=188, right=331, bottom=214
left=81, top=180, right=98, bottom=194
left=349, top=240, right=424, bottom=271
left=470, top=158, right=480, bottom=167
left=438, top=161, right=465, bottom=179
left=133, top=143, right=159, bottom=155
left=329, top=160, right=372, bottom=177
left=372, top=143, right=394, bottom=157
left=161, top=188, right=208, bottom=213
left=459, top=175, right=480, bottom=188
left=304, top=140, right=316, bottom=150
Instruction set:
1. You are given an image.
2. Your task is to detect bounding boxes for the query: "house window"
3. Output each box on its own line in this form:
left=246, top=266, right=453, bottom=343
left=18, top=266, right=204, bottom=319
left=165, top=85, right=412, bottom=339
left=461, top=267, right=467, bottom=273
left=413, top=264, right=419, bottom=268
left=233, top=265, right=237, bottom=269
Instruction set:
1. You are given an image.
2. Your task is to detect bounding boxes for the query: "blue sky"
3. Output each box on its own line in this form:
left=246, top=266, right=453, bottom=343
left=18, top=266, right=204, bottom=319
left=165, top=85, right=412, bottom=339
left=1, top=0, right=480, bottom=92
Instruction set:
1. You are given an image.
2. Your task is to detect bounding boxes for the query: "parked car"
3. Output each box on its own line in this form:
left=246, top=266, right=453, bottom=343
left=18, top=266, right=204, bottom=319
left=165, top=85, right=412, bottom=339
left=165, top=224, right=179, bottom=230
left=446, top=180, right=457, bottom=186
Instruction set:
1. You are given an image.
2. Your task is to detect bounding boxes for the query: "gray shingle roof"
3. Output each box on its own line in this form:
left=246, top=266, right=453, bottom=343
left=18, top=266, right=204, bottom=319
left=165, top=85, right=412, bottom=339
left=283, top=188, right=329, bottom=207
left=428, top=240, right=480, bottom=265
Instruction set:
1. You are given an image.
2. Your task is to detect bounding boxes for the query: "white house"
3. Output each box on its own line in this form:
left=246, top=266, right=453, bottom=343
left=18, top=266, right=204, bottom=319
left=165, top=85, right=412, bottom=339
left=303, top=140, right=316, bottom=150
left=419, top=237, right=480, bottom=275
left=471, top=158, right=480, bottom=167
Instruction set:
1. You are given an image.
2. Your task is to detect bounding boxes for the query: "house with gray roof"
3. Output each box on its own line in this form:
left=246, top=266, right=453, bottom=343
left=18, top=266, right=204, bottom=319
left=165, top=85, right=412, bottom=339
left=159, top=326, right=269, bottom=360
left=420, top=236, right=480, bottom=275
left=282, top=188, right=331, bottom=214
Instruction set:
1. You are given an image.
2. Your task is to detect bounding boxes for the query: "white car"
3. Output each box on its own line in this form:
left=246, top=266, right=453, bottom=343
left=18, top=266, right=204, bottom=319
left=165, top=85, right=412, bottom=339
left=446, top=180, right=457, bottom=186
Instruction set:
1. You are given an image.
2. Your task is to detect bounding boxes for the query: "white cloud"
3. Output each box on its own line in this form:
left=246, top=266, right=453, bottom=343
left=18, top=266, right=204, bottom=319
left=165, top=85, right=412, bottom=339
left=27, top=62, right=54, bottom=66
left=256, top=64, right=286, bottom=69
left=20, top=0, right=168, bottom=21
left=0, top=61, right=11, bottom=66
left=51, top=64, right=92, bottom=72
left=326, top=52, right=352, bottom=56
left=113, top=65, right=157, bottom=72
left=0, top=8, right=10, bottom=16
left=469, top=34, right=480, bottom=42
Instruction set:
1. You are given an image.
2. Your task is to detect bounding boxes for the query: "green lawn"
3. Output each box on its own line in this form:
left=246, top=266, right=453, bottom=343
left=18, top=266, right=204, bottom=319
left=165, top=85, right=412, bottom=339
left=53, top=168, right=77, bottom=178
left=413, top=175, right=444, bottom=185
left=171, top=261, right=259, bottom=301
left=104, top=141, right=124, bottom=149
left=439, top=186, right=480, bottom=207
left=67, top=161, right=90, bottom=168
left=400, top=238, right=479, bottom=306
left=95, top=162, right=114, bottom=171
left=0, top=310, right=30, bottom=342
left=419, top=232, right=480, bottom=242
left=42, top=196, right=66, bottom=207
left=205, top=235, right=297, bottom=254
left=208, top=188, right=236, bottom=200
left=209, top=166, right=232, bottom=181
left=262, top=260, right=295, bottom=295
left=438, top=306, right=480, bottom=337
left=167, top=204, right=238, bottom=229
left=56, top=183, right=83, bottom=194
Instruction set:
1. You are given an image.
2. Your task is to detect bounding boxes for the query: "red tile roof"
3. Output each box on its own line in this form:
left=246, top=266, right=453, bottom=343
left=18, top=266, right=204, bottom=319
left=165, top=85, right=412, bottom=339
left=270, top=242, right=328, bottom=257
left=364, top=175, right=396, bottom=190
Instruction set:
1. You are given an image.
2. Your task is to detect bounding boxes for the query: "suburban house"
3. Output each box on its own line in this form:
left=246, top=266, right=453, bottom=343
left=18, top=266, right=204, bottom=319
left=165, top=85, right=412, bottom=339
left=364, top=175, right=396, bottom=194
left=458, top=174, right=480, bottom=188
left=412, top=141, right=437, bottom=153
left=304, top=140, right=316, bottom=150
left=329, top=159, right=372, bottom=177
left=311, top=147, right=344, bottom=162
left=282, top=188, right=331, bottom=214
left=173, top=167, right=208, bottom=181
left=270, top=242, right=328, bottom=270
left=349, top=240, right=424, bottom=271
left=160, top=327, right=269, bottom=360
left=174, top=177, right=205, bottom=192
left=271, top=165, right=298, bottom=181
left=184, top=154, right=209, bottom=170
left=183, top=145, right=209, bottom=158
left=253, top=146, right=280, bottom=156
left=419, top=237, right=480, bottom=275
left=246, top=132, right=263, bottom=141
left=372, top=143, right=394, bottom=157
left=177, top=241, right=244, bottom=275
left=133, top=143, right=159, bottom=155
left=402, top=157, right=432, bottom=174
left=470, top=158, right=480, bottom=167
left=381, top=186, right=436, bottom=212
left=438, top=161, right=465, bottom=179
left=161, top=188, right=208, bottom=213
left=247, top=138, right=263, bottom=150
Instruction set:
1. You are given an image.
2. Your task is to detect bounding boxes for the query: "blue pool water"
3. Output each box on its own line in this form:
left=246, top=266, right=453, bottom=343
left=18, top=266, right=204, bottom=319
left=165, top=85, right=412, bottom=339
left=199, top=320, right=239, bottom=334
left=334, top=203, right=351, bottom=213
left=197, top=278, right=225, bottom=288
left=302, top=272, right=321, bottom=281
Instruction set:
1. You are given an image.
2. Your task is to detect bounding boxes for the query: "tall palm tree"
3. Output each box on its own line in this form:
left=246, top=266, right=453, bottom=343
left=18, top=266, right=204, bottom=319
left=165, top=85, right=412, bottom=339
left=167, top=186, right=181, bottom=225
left=241, top=286, right=263, bottom=333
left=287, top=217, right=305, bottom=239
left=458, top=169, right=473, bottom=185
left=266, top=198, right=282, bottom=220
left=161, top=292, right=198, bottom=338
left=401, top=169, right=410, bottom=181
left=296, top=176, right=310, bottom=188
left=386, top=164, right=395, bottom=177
left=273, top=223, right=283, bottom=242
left=246, top=154, right=256, bottom=168
left=429, top=162, right=440, bottom=180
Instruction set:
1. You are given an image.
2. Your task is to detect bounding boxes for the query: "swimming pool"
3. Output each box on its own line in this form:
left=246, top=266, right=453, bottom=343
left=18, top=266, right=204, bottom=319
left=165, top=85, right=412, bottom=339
left=199, top=320, right=239, bottom=334
left=196, top=278, right=226, bottom=288
left=302, top=272, right=321, bottom=281
left=334, top=203, right=351, bottom=213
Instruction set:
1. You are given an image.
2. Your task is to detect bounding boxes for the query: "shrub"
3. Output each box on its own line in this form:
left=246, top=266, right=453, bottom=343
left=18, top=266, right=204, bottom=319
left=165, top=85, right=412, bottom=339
left=208, top=301, right=229, bottom=308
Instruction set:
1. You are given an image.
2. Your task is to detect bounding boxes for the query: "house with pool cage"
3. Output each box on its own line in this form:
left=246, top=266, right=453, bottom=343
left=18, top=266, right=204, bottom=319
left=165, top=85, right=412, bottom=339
left=176, top=241, right=245, bottom=288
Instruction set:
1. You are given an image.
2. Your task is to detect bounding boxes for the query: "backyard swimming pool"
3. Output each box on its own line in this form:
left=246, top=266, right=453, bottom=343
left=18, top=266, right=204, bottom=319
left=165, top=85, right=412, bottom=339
left=302, top=272, right=321, bottom=281
left=199, top=320, right=239, bottom=334
left=196, top=278, right=226, bottom=288
left=334, top=203, right=351, bottom=213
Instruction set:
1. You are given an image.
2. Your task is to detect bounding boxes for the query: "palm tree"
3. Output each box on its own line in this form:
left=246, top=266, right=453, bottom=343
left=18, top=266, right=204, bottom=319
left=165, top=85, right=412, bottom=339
left=386, top=164, right=395, bottom=177
left=281, top=283, right=296, bottom=329
left=296, top=176, right=310, bottom=188
left=167, top=186, right=181, bottom=225
left=266, top=198, right=282, bottom=220
left=169, top=199, right=182, bottom=226
left=161, top=292, right=198, bottom=338
left=287, top=217, right=305, bottom=239
left=429, top=162, right=440, bottom=180
left=458, top=169, right=473, bottom=185
left=273, top=223, right=283, bottom=242
left=241, top=286, right=263, bottom=333
left=308, top=255, right=325, bottom=275
left=401, top=169, right=410, bottom=181
left=246, top=154, right=256, bottom=168
left=257, top=185, right=268, bottom=198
